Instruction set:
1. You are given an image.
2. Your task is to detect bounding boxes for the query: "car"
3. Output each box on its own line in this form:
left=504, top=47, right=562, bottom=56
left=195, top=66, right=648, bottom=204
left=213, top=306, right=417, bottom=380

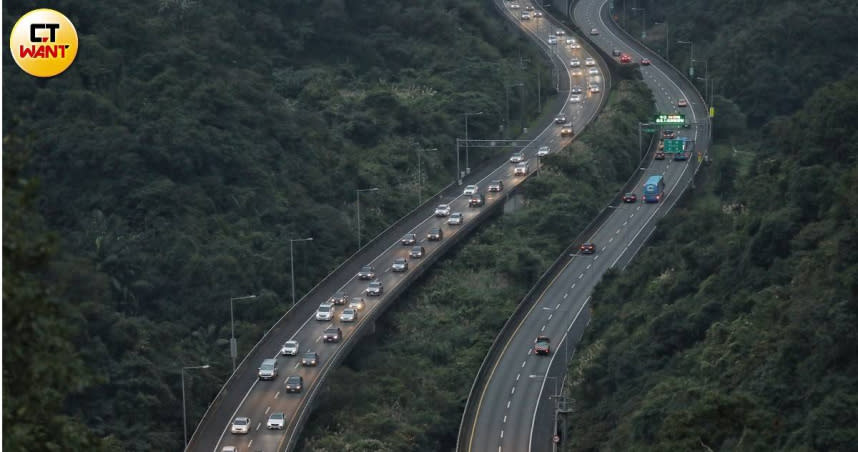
left=434, top=204, right=451, bottom=217
left=534, top=11, right=543, bottom=17
left=640, top=57, right=651, bottom=65
left=301, top=351, right=319, bottom=366
left=315, top=303, right=334, bottom=321
left=560, top=126, right=574, bottom=137
left=569, top=94, right=583, bottom=103
left=463, top=184, right=479, bottom=195
left=571, top=68, right=583, bottom=77
left=357, top=265, right=376, bottom=280
left=555, top=29, right=565, bottom=36
left=280, top=340, right=299, bottom=356
left=524, top=5, right=534, bottom=10
left=323, top=327, right=342, bottom=343
left=612, top=48, right=621, bottom=56
left=231, top=417, right=251, bottom=434
left=654, top=151, right=666, bottom=160
left=341, top=308, right=357, bottom=323
left=571, top=86, right=583, bottom=94
left=400, top=233, right=417, bottom=246
left=509, top=151, right=525, bottom=163
left=588, top=67, right=599, bottom=75
left=487, top=180, right=504, bottom=192
left=570, top=41, right=581, bottom=49
left=555, top=115, right=568, bottom=123
left=534, top=336, right=551, bottom=355
left=537, top=146, right=550, bottom=157
left=620, top=54, right=632, bottom=63
left=349, top=297, right=366, bottom=310
left=284, top=375, right=303, bottom=392
left=222, top=447, right=238, bottom=452
left=258, top=358, right=278, bottom=380
left=568, top=58, right=581, bottom=68
left=391, top=257, right=408, bottom=272
left=366, top=280, right=383, bottom=296
left=427, top=227, right=443, bottom=241
left=448, top=212, right=464, bottom=225
left=588, top=83, right=601, bottom=93
left=677, top=98, right=688, bottom=107
left=623, top=193, right=637, bottom=203
left=580, top=242, right=596, bottom=254
left=520, top=12, right=530, bottom=20
left=410, top=245, right=425, bottom=258
left=267, top=412, right=286, bottom=429
left=590, top=27, right=599, bottom=35
left=510, top=2, right=520, bottom=8
left=514, top=161, right=529, bottom=176
left=566, top=38, right=576, bottom=45
left=547, top=36, right=557, bottom=45
left=328, top=291, right=347, bottom=305
left=469, top=193, right=485, bottom=207
left=584, top=57, right=595, bottom=66
left=662, top=129, right=676, bottom=139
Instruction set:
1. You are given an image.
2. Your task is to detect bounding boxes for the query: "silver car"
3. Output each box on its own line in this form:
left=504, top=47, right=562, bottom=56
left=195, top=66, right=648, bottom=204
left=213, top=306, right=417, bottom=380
left=340, top=308, right=357, bottom=322
left=537, top=146, right=550, bottom=157
left=447, top=212, right=464, bottom=225
left=231, top=417, right=251, bottom=435
left=267, top=412, right=286, bottom=430
left=280, top=340, right=299, bottom=356
left=315, top=303, right=334, bottom=321
left=434, top=204, right=451, bottom=217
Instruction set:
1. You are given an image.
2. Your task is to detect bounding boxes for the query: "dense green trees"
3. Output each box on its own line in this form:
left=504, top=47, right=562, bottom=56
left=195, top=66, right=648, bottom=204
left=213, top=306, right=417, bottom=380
left=3, top=0, right=553, bottom=449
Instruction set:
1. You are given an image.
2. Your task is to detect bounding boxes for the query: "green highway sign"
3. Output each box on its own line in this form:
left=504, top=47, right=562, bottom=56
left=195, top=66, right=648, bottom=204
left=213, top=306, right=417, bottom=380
left=642, top=128, right=656, bottom=133
left=663, top=139, right=685, bottom=153
left=655, top=114, right=685, bottom=125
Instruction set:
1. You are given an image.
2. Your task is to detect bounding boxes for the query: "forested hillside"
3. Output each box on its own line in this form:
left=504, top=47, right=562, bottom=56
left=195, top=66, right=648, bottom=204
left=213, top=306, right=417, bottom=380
left=2, top=0, right=551, bottom=449
left=563, top=1, right=858, bottom=449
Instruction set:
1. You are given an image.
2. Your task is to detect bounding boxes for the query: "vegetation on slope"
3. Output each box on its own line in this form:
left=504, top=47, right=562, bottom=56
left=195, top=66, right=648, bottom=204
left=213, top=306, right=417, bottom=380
left=298, top=79, right=655, bottom=451
left=2, top=0, right=553, bottom=449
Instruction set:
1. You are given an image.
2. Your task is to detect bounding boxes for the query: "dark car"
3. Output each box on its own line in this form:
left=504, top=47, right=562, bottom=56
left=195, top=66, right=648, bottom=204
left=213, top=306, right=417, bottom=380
left=622, top=193, right=637, bottom=203
left=357, top=265, right=376, bottom=280
left=534, top=336, right=551, bottom=355
left=641, top=57, right=651, bottom=65
left=328, top=291, right=347, bottom=305
left=662, top=129, right=676, bottom=139
left=580, top=243, right=596, bottom=254
left=323, top=327, right=342, bottom=343
left=612, top=48, right=621, bottom=56
left=487, top=180, right=504, bottom=192
left=391, top=257, right=408, bottom=272
left=285, top=375, right=303, bottom=393
left=301, top=351, right=319, bottom=367
left=654, top=151, right=666, bottom=160
left=410, top=246, right=426, bottom=258
left=554, top=115, right=568, bottom=124
left=469, top=193, right=485, bottom=207
left=427, top=228, right=443, bottom=241
left=400, top=233, right=417, bottom=246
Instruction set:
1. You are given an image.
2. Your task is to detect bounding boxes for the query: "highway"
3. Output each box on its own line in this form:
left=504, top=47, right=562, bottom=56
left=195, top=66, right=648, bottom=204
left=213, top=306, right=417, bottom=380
left=187, top=2, right=609, bottom=451
left=461, top=0, right=711, bottom=451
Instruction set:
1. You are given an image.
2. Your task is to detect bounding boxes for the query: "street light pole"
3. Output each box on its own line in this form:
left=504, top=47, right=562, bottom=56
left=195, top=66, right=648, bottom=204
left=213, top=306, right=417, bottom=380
left=677, top=40, right=694, bottom=77
left=631, top=7, right=646, bottom=39
left=356, top=187, right=380, bottom=249
left=182, top=364, right=210, bottom=448
left=530, top=374, right=560, bottom=452
left=505, top=82, right=523, bottom=130
left=416, top=147, right=437, bottom=205
left=464, top=111, right=483, bottom=176
left=289, top=237, right=313, bottom=306
left=654, top=20, right=668, bottom=59
left=229, top=294, right=256, bottom=372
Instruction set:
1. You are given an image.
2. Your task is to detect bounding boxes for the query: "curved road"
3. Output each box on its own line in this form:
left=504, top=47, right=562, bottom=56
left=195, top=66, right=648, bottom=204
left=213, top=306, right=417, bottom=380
left=463, top=0, right=710, bottom=451
left=189, top=3, right=608, bottom=451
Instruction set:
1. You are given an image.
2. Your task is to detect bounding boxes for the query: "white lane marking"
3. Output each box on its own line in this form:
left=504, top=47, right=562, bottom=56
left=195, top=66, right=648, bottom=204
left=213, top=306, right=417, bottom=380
left=516, top=373, right=521, bottom=382
left=637, top=205, right=641, bottom=210
left=548, top=314, right=553, bottom=320
left=594, top=255, right=599, bottom=260
left=507, top=400, right=511, bottom=408
left=630, top=213, right=635, bottom=218
left=623, top=221, right=628, bottom=226
left=555, top=303, right=561, bottom=309
left=275, top=391, right=280, bottom=399
left=586, top=264, right=592, bottom=269
left=255, top=422, right=261, bottom=431
left=511, top=386, right=516, bottom=395
left=578, top=273, right=584, bottom=279
left=522, top=361, right=527, bottom=368
left=249, top=440, right=254, bottom=448
left=501, top=430, right=505, bottom=439
left=294, top=362, right=301, bottom=369
left=541, top=325, right=546, bottom=331
left=504, top=415, right=508, bottom=423
left=563, top=293, right=568, bottom=299
left=608, top=237, right=614, bottom=243
left=616, top=229, right=621, bottom=234
left=265, top=406, right=270, bottom=415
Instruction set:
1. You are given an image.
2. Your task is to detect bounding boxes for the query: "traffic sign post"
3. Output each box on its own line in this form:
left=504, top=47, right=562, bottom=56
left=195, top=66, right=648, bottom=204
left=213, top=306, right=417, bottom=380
left=655, top=113, right=685, bottom=125
left=663, top=139, right=684, bottom=153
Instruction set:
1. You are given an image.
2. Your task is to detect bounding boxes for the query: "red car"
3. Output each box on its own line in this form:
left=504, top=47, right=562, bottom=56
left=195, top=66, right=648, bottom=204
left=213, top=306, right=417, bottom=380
left=677, top=99, right=688, bottom=107
left=654, top=151, right=666, bottom=160
left=534, top=336, right=551, bottom=355
left=640, top=58, right=651, bottom=66
left=620, top=54, right=632, bottom=64
left=580, top=243, right=596, bottom=254
left=622, top=193, right=637, bottom=203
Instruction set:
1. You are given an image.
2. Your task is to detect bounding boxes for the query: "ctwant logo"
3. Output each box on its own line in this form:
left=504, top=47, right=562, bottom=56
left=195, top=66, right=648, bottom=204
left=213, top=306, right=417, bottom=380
left=10, top=9, right=78, bottom=77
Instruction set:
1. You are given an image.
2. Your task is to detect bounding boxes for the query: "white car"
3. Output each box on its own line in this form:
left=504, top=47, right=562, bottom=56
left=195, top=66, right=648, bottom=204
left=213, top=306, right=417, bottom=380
left=267, top=412, right=285, bottom=430
left=463, top=184, right=479, bottom=195
left=590, top=27, right=599, bottom=35
left=537, top=146, right=550, bottom=157
left=231, top=417, right=251, bottom=434
left=315, top=303, right=334, bottom=321
left=570, top=41, right=581, bottom=49
left=569, top=58, right=581, bottom=67
left=349, top=297, right=366, bottom=310
left=280, top=340, right=299, bottom=356
left=340, top=308, right=357, bottom=322
left=365, top=280, right=383, bottom=296
left=509, top=151, right=525, bottom=163
left=555, top=29, right=565, bottom=36
left=571, top=68, right=583, bottom=77
left=520, top=12, right=530, bottom=20
left=448, top=212, right=464, bottom=225
left=589, top=83, right=601, bottom=93
left=514, top=162, right=529, bottom=176
left=566, top=38, right=575, bottom=45
left=547, top=36, right=557, bottom=45
left=588, top=67, right=599, bottom=75
left=569, top=94, right=583, bottom=103
left=510, top=2, right=520, bottom=8
left=434, top=204, right=451, bottom=217
left=584, top=57, right=595, bottom=66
